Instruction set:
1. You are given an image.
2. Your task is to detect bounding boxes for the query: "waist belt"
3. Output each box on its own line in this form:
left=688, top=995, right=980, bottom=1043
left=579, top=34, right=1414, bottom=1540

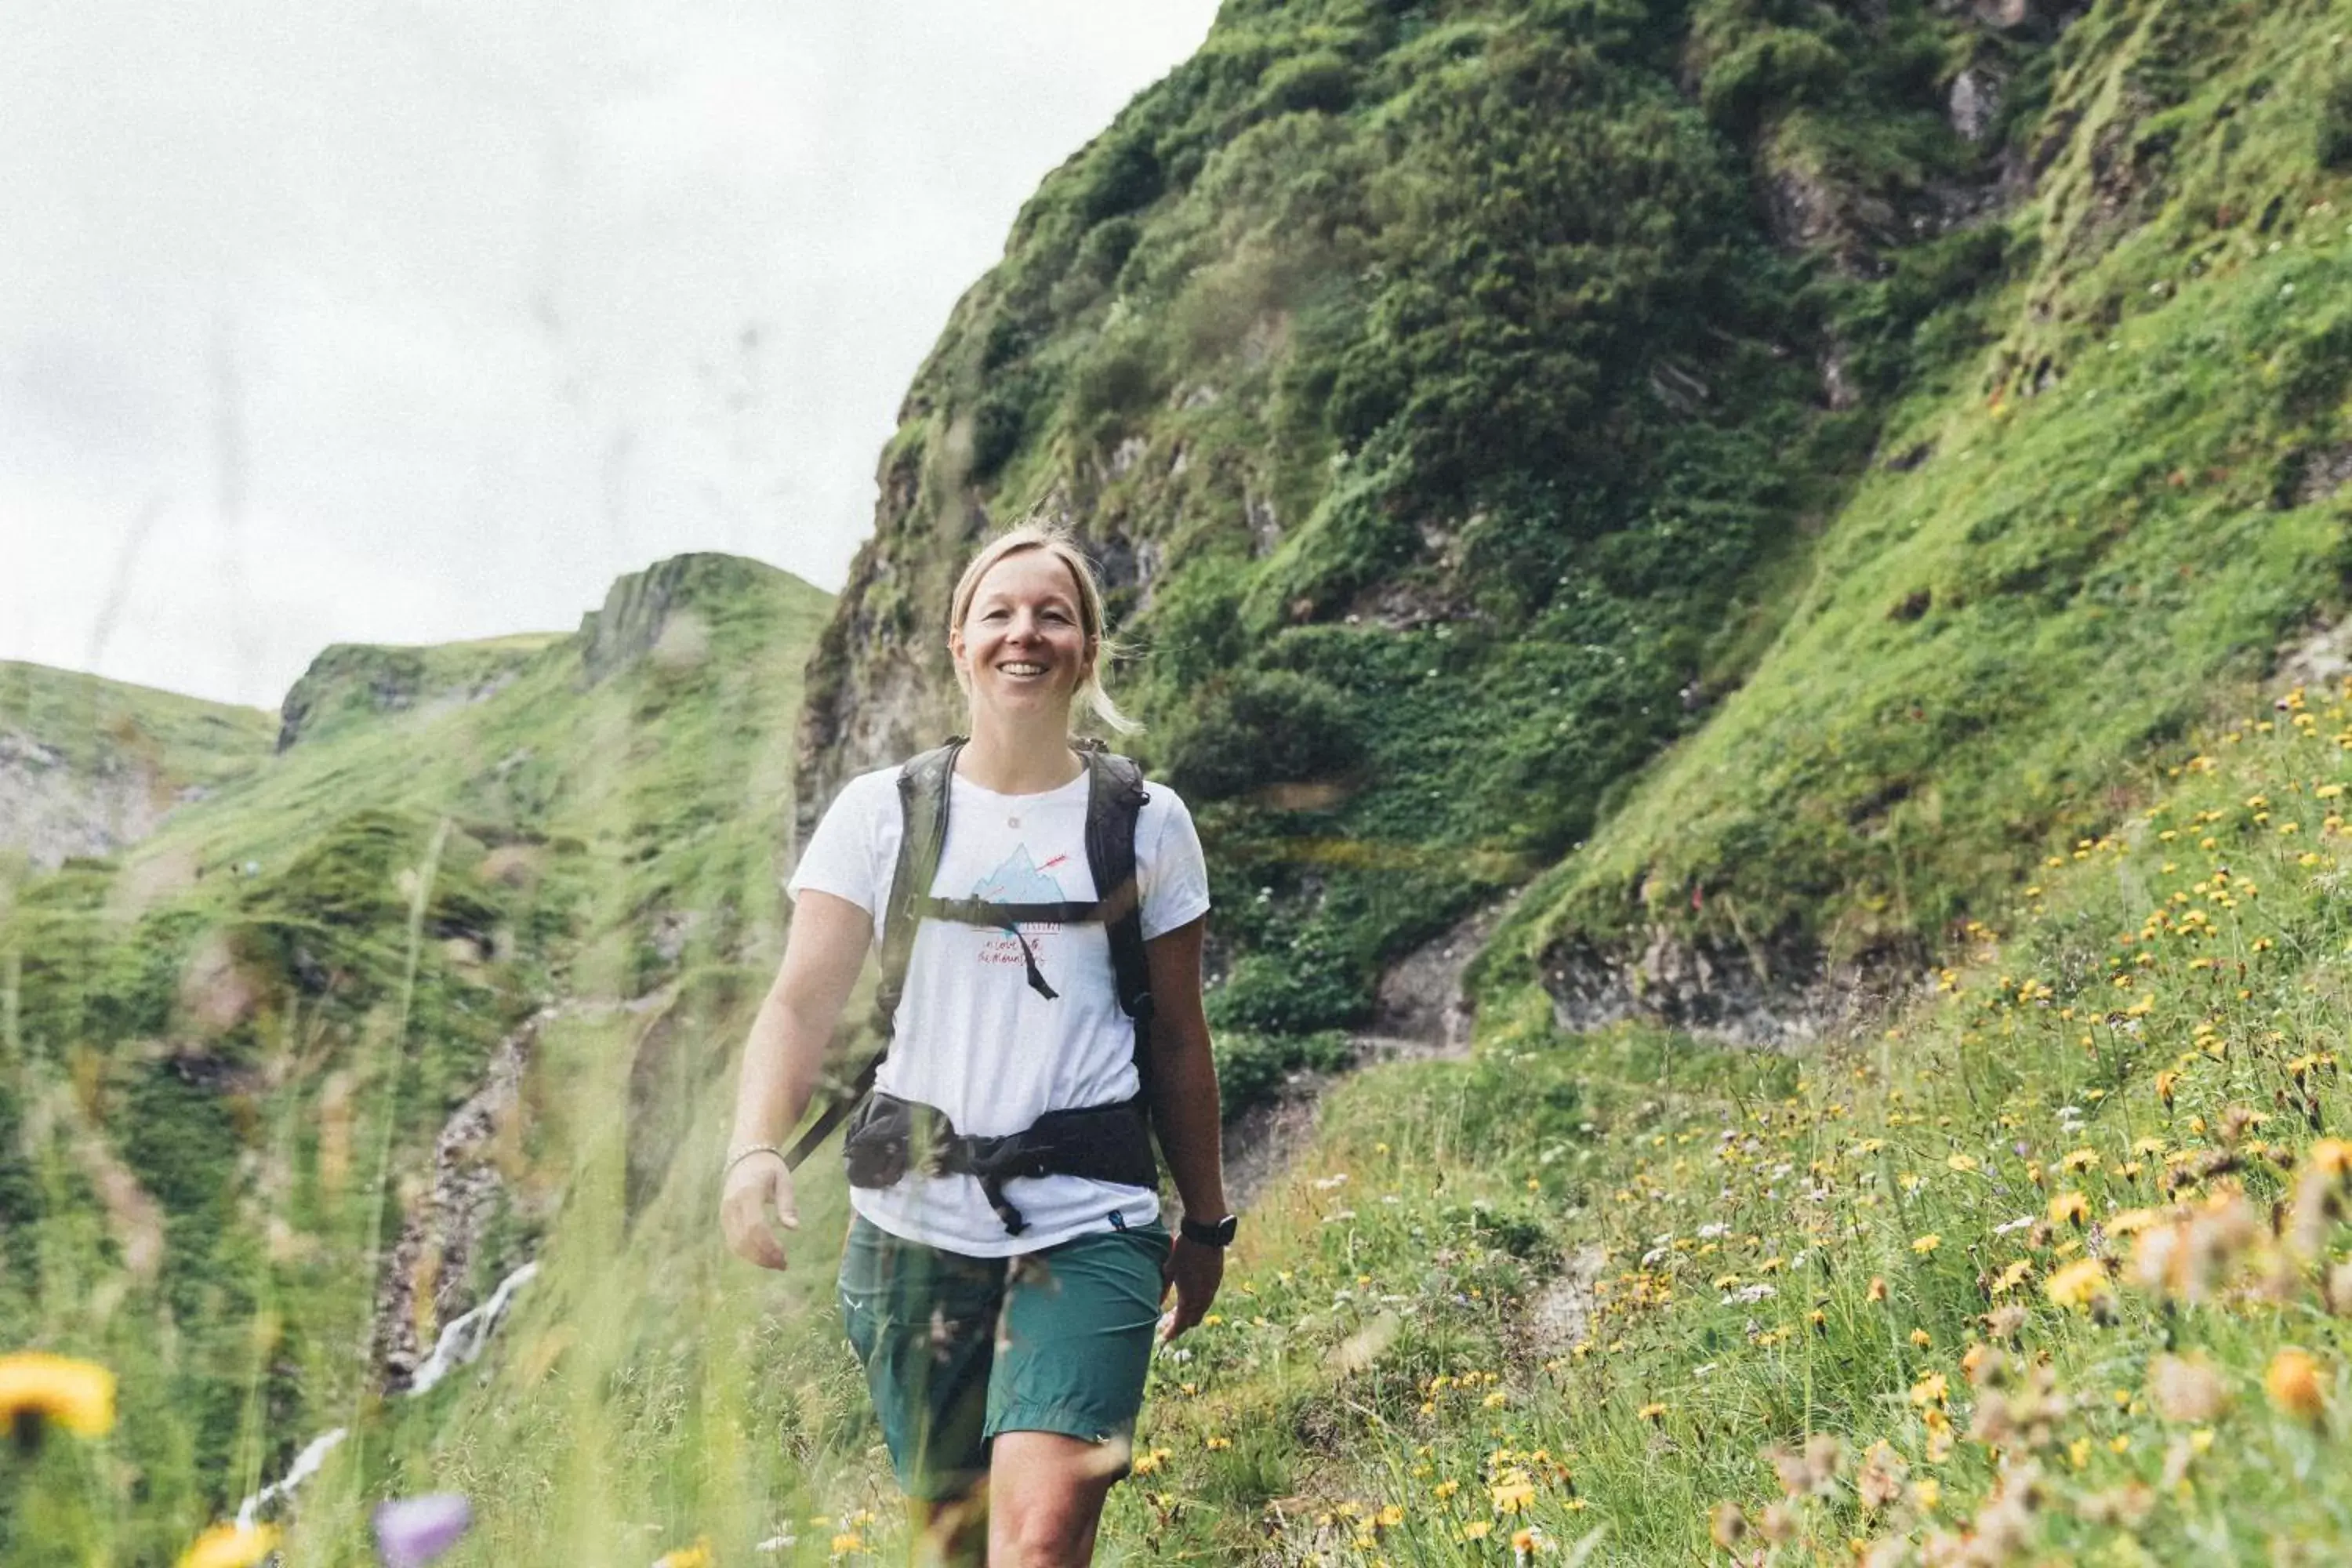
left=841, top=1091, right=1158, bottom=1236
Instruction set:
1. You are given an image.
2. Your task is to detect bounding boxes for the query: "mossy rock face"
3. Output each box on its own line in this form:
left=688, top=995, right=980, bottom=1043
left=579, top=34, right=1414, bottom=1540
left=800, top=0, right=2035, bottom=1027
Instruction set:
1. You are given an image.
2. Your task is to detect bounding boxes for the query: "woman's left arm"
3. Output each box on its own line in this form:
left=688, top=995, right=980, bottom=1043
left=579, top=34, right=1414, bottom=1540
left=1144, top=913, right=1227, bottom=1341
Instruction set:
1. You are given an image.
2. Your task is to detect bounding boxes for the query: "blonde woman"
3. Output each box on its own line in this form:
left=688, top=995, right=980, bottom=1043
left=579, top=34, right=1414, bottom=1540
left=721, top=524, right=1231, bottom=1566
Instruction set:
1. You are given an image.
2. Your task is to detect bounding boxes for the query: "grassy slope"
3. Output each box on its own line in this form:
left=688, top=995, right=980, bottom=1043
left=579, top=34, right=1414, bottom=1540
left=0, top=557, right=829, bottom=1565
left=274, top=633, right=568, bottom=753
left=1493, top=0, right=2352, bottom=981
left=1108, top=684, right=2352, bottom=1566
left=0, top=660, right=276, bottom=859
left=802, top=0, right=2027, bottom=1047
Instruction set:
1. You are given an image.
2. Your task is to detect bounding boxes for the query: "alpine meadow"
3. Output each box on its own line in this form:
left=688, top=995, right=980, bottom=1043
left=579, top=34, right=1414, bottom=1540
left=11, top=0, right=2352, bottom=1563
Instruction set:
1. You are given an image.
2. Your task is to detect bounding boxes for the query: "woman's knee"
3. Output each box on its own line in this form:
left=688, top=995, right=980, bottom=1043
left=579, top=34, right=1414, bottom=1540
left=989, top=1433, right=1118, bottom=1566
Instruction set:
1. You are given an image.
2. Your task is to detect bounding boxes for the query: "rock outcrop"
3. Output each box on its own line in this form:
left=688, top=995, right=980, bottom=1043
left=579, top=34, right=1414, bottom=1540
left=1541, top=927, right=1919, bottom=1050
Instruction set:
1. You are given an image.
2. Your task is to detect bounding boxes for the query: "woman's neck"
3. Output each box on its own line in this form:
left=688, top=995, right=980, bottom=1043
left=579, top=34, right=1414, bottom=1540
left=955, top=720, right=1084, bottom=795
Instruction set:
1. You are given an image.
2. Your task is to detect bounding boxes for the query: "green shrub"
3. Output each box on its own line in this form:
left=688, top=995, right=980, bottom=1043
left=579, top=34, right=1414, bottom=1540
left=1208, top=942, right=1367, bottom=1036
left=1699, top=27, right=1846, bottom=133
left=2318, top=74, right=2352, bottom=169
left=1255, top=52, right=1356, bottom=116
left=1077, top=132, right=1164, bottom=224
left=1161, top=669, right=1363, bottom=801
left=2274, top=310, right=2352, bottom=422
left=967, top=385, right=1031, bottom=480
left=1209, top=1029, right=1356, bottom=1117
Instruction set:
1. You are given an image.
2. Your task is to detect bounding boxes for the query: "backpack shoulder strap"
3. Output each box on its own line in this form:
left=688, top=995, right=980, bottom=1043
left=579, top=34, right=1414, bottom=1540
left=875, top=739, right=964, bottom=1036
left=1082, top=749, right=1154, bottom=1043
left=782, top=739, right=962, bottom=1171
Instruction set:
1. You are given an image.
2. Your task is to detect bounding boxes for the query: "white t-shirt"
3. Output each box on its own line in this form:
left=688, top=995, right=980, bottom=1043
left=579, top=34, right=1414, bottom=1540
left=786, top=757, right=1210, bottom=1256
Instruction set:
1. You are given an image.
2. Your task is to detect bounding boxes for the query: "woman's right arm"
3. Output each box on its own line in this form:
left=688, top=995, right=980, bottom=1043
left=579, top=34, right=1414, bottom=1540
left=719, top=888, right=873, bottom=1269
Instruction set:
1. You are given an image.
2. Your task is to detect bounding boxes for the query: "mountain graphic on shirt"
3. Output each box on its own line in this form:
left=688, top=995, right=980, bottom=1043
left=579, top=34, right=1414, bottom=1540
left=972, top=844, right=1066, bottom=905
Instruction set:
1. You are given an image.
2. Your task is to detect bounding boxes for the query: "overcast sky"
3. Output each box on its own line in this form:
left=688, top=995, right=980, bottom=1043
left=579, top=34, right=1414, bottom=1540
left=1, top=1, right=1218, bottom=711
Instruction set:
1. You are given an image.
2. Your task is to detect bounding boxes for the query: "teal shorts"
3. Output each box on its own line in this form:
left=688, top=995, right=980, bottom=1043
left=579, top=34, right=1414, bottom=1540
left=837, top=1214, right=1168, bottom=1502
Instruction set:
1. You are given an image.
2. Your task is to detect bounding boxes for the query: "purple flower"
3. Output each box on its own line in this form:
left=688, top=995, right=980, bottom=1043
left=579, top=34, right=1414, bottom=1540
left=374, top=1494, right=471, bottom=1567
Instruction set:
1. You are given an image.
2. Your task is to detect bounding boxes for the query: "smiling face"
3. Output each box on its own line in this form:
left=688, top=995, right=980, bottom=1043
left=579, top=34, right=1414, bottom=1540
left=949, top=546, right=1097, bottom=727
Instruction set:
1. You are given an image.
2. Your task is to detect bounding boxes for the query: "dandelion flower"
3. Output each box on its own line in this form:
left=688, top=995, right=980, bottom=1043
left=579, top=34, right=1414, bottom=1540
left=657, top=1540, right=713, bottom=1568
left=2049, top=1192, right=2089, bottom=1227
left=0, top=1352, right=116, bottom=1447
left=178, top=1524, right=280, bottom=1568
left=2266, top=1348, right=2328, bottom=1421
left=1911, top=1234, right=1942, bottom=1255
left=1491, top=1474, right=1537, bottom=1514
left=2045, top=1258, right=2111, bottom=1313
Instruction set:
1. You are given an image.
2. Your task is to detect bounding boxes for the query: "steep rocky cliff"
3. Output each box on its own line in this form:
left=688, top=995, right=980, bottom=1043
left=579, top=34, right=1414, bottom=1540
left=795, top=0, right=2077, bottom=1033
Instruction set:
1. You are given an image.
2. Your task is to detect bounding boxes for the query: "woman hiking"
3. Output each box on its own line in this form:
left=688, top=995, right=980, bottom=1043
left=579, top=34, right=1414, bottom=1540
left=720, top=524, right=1232, bottom=1566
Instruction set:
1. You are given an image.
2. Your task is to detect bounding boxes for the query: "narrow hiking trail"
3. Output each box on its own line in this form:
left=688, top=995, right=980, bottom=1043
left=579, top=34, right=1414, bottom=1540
left=1225, top=900, right=1501, bottom=1211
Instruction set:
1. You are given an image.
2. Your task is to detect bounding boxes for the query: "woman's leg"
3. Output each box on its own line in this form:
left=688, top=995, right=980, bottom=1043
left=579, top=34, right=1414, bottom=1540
left=837, top=1217, right=1003, bottom=1554
left=910, top=1494, right=988, bottom=1568
left=984, top=1223, right=1169, bottom=1566
left=987, top=1432, right=1125, bottom=1566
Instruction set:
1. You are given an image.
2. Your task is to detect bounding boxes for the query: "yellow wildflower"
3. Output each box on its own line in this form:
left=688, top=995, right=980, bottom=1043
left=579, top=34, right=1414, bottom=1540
left=1911, top=1233, right=1942, bottom=1255
left=2267, top=1348, right=2328, bottom=1421
left=2046, top=1258, right=2111, bottom=1313
left=1491, top=1475, right=1537, bottom=1515
left=178, top=1526, right=280, bottom=1568
left=2049, top=1191, right=2090, bottom=1227
left=0, top=1352, right=116, bottom=1443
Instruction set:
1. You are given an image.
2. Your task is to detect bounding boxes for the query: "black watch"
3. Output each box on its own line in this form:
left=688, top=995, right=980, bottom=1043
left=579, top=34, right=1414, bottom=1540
left=1179, top=1213, right=1239, bottom=1248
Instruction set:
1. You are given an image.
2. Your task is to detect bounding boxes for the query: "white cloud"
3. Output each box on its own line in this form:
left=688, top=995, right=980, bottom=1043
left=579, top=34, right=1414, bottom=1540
left=0, top=0, right=1218, bottom=708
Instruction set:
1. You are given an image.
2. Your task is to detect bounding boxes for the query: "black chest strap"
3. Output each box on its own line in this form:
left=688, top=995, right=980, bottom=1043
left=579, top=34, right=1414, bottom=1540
left=781, top=739, right=1157, bottom=1174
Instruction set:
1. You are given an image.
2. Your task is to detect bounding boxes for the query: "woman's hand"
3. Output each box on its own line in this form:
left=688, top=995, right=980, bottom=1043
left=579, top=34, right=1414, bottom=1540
left=1160, top=1234, right=1224, bottom=1341
left=720, top=1151, right=799, bottom=1270
left=722, top=889, right=868, bottom=1269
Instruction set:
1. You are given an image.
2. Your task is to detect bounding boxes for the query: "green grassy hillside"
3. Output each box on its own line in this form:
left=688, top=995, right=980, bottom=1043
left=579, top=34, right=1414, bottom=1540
left=13, top=0, right=2352, bottom=1563
left=0, top=555, right=830, bottom=1565
left=797, top=0, right=2119, bottom=1045
left=0, top=662, right=275, bottom=870
left=1099, top=673, right=2352, bottom=1563
left=1491, top=0, right=2352, bottom=1004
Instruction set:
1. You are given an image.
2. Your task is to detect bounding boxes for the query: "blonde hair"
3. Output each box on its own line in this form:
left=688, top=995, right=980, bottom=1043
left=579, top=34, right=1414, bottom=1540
left=948, top=524, right=1138, bottom=736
